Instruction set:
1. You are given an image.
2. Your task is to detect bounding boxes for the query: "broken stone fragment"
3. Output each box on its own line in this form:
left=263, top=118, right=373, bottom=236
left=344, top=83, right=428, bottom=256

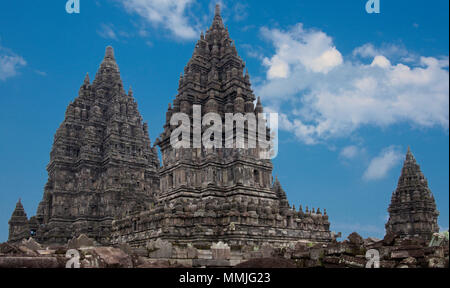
left=67, top=234, right=95, bottom=249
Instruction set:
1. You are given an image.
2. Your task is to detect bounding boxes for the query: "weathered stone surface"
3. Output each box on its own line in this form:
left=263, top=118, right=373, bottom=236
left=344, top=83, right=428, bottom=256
left=21, top=238, right=42, bottom=251
left=147, top=239, right=173, bottom=258
left=347, top=232, right=364, bottom=246
left=192, top=259, right=232, bottom=267
left=260, top=244, right=275, bottom=258
left=235, top=258, right=296, bottom=268
left=89, top=247, right=133, bottom=268
left=339, top=255, right=365, bottom=268
left=364, top=237, right=381, bottom=246
left=426, top=257, right=446, bottom=268
left=401, top=257, right=417, bottom=266
left=383, top=232, right=398, bottom=246
left=380, top=260, right=397, bottom=268
left=0, top=242, right=21, bottom=255
left=17, top=246, right=38, bottom=256
left=186, top=245, right=198, bottom=259
left=211, top=241, right=231, bottom=260
left=0, top=257, right=62, bottom=268
left=67, top=234, right=95, bottom=249
left=136, top=259, right=186, bottom=268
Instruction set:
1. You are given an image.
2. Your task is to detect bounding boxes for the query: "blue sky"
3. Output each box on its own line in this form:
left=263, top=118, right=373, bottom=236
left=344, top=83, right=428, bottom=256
left=0, top=0, right=448, bottom=241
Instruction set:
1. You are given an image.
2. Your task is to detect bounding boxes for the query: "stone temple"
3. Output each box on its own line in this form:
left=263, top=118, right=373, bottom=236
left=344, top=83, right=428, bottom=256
left=385, top=147, right=439, bottom=240
left=9, top=46, right=160, bottom=244
left=7, top=5, right=441, bottom=248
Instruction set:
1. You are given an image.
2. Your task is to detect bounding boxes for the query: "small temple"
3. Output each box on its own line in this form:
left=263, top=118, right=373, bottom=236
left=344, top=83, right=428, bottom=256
left=385, top=147, right=440, bottom=240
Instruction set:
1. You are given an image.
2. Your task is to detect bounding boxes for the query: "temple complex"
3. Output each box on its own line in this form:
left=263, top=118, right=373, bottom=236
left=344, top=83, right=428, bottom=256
left=385, top=147, right=440, bottom=240
left=7, top=5, right=442, bottom=250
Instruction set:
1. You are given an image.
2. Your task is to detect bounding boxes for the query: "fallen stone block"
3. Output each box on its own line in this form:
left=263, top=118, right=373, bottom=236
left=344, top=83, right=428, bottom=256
left=67, top=234, right=95, bottom=249
left=90, top=247, right=133, bottom=268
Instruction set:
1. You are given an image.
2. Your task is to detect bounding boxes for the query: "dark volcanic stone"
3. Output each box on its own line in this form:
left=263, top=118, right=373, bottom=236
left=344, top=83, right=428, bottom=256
left=235, top=258, right=296, bottom=268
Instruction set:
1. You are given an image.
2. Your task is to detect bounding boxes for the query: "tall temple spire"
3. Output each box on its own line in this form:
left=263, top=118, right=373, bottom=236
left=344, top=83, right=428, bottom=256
left=405, top=145, right=416, bottom=164
left=386, top=147, right=439, bottom=240
left=31, top=46, right=160, bottom=244
left=215, top=3, right=221, bottom=16
left=210, top=3, right=225, bottom=30
left=91, top=46, right=124, bottom=95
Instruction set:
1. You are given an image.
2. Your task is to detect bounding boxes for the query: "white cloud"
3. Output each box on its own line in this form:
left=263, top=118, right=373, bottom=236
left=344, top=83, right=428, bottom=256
left=119, top=0, right=198, bottom=40
left=97, top=23, right=118, bottom=40
left=353, top=43, right=413, bottom=62
left=255, top=24, right=449, bottom=145
left=261, top=24, right=343, bottom=79
left=340, top=145, right=362, bottom=160
left=363, top=146, right=403, bottom=181
left=0, top=45, right=26, bottom=81
left=371, top=55, right=391, bottom=68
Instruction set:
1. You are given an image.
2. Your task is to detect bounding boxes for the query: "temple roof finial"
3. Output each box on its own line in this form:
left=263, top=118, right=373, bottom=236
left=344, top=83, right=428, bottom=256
left=84, top=73, right=90, bottom=85
left=105, top=46, right=115, bottom=60
left=215, top=3, right=221, bottom=16
left=405, top=146, right=416, bottom=163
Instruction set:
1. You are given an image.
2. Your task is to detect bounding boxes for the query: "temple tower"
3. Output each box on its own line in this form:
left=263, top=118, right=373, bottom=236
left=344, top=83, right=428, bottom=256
left=112, top=5, right=332, bottom=247
left=8, top=199, right=30, bottom=243
left=33, top=47, right=160, bottom=244
left=156, top=3, right=275, bottom=206
left=385, top=147, right=439, bottom=240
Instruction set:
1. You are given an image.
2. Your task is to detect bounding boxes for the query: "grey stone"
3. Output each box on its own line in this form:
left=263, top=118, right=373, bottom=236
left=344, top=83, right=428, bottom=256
left=147, top=239, right=173, bottom=258
left=67, top=234, right=95, bottom=249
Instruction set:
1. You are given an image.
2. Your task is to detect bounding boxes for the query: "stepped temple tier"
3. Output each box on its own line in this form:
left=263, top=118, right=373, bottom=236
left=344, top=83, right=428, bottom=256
left=385, top=147, right=439, bottom=240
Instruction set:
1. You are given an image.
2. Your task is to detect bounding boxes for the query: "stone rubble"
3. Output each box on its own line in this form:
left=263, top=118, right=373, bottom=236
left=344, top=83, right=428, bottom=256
left=0, top=232, right=447, bottom=268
